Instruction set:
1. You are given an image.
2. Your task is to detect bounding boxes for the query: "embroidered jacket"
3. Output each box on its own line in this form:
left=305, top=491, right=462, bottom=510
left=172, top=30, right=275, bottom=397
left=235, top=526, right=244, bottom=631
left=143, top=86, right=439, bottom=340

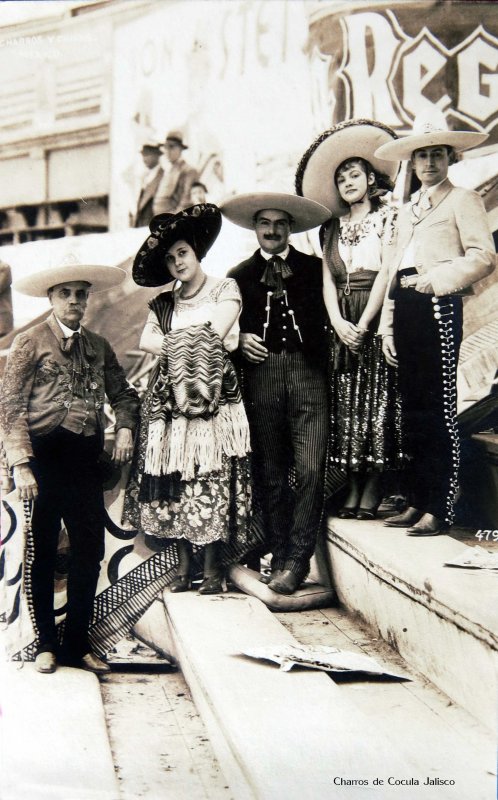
left=0, top=313, right=140, bottom=468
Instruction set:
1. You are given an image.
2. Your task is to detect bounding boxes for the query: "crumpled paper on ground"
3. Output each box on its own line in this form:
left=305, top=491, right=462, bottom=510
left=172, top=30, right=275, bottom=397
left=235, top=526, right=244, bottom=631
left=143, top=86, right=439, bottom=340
left=444, top=545, right=498, bottom=571
left=241, top=643, right=409, bottom=679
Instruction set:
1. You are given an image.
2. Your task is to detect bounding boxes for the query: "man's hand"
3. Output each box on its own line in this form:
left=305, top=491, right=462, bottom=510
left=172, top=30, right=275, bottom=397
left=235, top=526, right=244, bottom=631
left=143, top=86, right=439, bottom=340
left=414, top=274, right=435, bottom=294
left=400, top=273, right=434, bottom=294
left=240, top=333, right=268, bottom=363
left=113, top=427, right=134, bottom=465
left=13, top=464, right=38, bottom=501
left=382, top=335, right=398, bottom=368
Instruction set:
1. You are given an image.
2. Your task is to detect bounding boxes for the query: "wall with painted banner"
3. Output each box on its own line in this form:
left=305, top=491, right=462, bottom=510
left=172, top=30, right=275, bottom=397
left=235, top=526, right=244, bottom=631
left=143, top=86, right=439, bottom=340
left=109, top=0, right=316, bottom=232
left=306, top=0, right=498, bottom=147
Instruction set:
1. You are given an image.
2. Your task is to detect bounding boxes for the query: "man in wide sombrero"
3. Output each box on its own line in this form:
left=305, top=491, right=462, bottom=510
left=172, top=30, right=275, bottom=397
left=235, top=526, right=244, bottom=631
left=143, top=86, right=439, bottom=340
left=0, top=257, right=139, bottom=673
left=376, top=109, right=496, bottom=536
left=222, top=192, right=331, bottom=595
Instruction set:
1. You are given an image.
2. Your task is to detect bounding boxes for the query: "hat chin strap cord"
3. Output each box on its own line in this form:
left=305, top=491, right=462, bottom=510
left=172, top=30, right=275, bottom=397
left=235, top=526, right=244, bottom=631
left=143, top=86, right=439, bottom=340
left=349, top=189, right=369, bottom=206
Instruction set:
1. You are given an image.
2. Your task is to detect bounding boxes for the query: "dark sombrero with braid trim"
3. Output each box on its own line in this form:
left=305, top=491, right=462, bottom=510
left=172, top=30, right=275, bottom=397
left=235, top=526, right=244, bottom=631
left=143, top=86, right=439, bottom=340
left=295, top=119, right=400, bottom=218
left=132, top=203, right=222, bottom=287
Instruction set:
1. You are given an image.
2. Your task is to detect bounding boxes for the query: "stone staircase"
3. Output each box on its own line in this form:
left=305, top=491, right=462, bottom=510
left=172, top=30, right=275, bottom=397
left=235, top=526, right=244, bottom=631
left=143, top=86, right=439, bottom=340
left=2, top=516, right=497, bottom=799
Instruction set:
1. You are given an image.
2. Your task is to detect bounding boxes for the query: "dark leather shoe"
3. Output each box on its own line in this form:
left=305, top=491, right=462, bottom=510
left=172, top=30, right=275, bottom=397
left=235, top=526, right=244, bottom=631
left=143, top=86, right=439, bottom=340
left=337, top=506, right=357, bottom=519
left=80, top=652, right=110, bottom=674
left=407, top=517, right=445, bottom=536
left=170, top=574, right=192, bottom=593
left=35, top=652, right=56, bottom=674
left=268, top=569, right=300, bottom=595
left=356, top=504, right=380, bottom=521
left=198, top=575, right=223, bottom=595
left=259, top=569, right=282, bottom=585
left=384, top=507, right=422, bottom=528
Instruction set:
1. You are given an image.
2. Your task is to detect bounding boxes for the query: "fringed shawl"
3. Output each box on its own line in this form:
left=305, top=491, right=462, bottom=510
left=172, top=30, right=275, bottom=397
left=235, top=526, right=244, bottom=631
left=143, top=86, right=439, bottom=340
left=143, top=291, right=250, bottom=481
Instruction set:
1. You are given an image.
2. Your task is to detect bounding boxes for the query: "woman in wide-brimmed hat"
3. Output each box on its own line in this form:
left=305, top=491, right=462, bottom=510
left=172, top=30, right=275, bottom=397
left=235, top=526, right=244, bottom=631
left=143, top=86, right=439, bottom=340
left=296, top=119, right=405, bottom=520
left=123, top=204, right=255, bottom=594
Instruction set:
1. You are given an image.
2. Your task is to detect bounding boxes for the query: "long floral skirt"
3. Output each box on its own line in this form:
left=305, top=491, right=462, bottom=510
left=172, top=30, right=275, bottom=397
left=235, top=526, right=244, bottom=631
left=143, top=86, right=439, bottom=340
left=329, top=288, right=404, bottom=472
left=123, top=395, right=253, bottom=549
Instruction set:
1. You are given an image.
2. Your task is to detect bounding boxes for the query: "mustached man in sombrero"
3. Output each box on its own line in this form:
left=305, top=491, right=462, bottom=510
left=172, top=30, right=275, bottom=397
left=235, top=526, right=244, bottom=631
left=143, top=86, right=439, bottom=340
left=0, top=257, right=140, bottom=674
left=376, top=108, right=495, bottom=536
left=221, top=192, right=331, bottom=595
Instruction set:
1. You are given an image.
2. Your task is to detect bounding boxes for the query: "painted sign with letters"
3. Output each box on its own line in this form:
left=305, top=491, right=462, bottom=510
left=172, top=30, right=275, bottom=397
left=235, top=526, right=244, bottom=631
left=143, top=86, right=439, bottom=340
left=308, top=0, right=498, bottom=146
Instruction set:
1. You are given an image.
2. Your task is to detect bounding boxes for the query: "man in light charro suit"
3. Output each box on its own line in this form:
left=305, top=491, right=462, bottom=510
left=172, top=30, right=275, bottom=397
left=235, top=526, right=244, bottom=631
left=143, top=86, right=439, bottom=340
left=376, top=110, right=495, bottom=536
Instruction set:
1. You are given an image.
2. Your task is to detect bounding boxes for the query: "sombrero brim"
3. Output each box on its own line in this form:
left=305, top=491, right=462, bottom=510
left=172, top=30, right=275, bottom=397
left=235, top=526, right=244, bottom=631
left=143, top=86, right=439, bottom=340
left=13, top=264, right=126, bottom=298
left=220, top=193, right=331, bottom=232
left=133, top=204, right=222, bottom=287
left=296, top=121, right=400, bottom=218
left=375, top=130, right=489, bottom=161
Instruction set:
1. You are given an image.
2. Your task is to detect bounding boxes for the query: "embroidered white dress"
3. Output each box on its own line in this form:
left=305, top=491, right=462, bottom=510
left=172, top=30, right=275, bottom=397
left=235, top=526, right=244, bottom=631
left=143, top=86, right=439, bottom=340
left=123, top=278, right=253, bottom=547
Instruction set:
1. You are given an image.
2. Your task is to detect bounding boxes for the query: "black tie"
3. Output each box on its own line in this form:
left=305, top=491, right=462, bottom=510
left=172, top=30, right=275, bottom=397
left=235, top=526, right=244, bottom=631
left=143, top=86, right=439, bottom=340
left=60, top=332, right=93, bottom=396
left=260, top=255, right=292, bottom=299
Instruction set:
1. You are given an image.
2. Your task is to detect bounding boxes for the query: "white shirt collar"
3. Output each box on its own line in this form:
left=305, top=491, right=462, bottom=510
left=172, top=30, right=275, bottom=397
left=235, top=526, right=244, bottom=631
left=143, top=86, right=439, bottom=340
left=55, top=316, right=81, bottom=337
left=142, top=163, right=161, bottom=187
left=412, top=178, right=446, bottom=203
left=260, top=245, right=290, bottom=261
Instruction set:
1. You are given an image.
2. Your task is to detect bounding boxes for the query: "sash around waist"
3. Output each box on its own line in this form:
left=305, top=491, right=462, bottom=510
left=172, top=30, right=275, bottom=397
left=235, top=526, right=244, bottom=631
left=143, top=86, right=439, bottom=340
left=336, top=269, right=378, bottom=291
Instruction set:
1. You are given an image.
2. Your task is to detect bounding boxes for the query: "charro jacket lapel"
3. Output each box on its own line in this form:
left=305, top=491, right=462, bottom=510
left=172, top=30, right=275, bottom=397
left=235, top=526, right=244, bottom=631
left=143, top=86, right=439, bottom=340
left=415, top=177, right=453, bottom=224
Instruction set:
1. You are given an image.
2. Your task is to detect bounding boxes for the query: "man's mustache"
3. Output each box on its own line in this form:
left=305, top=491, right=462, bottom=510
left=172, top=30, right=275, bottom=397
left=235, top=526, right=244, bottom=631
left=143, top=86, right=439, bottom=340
left=263, top=234, right=281, bottom=240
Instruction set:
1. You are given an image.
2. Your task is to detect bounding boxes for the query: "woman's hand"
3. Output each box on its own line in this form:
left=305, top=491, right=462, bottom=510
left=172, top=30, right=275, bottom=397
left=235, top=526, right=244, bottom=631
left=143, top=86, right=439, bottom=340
left=13, top=463, right=38, bottom=502
left=382, top=335, right=398, bottom=367
left=240, top=333, right=268, bottom=363
left=113, top=427, right=134, bottom=465
left=333, top=318, right=364, bottom=350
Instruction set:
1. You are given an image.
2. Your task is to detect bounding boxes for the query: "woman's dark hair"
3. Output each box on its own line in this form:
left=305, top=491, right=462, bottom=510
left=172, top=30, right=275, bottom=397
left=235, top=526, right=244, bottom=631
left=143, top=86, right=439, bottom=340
left=166, top=232, right=203, bottom=262
left=335, top=157, right=394, bottom=209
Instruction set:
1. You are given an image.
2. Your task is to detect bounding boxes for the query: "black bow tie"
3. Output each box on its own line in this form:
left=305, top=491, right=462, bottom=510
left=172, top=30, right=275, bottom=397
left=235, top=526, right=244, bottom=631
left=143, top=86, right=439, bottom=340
left=260, top=255, right=292, bottom=299
left=60, top=332, right=95, bottom=395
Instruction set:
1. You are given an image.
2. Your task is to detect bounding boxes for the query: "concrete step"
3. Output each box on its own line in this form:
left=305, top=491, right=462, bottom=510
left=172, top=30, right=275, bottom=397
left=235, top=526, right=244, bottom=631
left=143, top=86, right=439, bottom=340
left=162, top=590, right=495, bottom=800
left=324, top=517, right=498, bottom=732
left=0, top=662, right=118, bottom=800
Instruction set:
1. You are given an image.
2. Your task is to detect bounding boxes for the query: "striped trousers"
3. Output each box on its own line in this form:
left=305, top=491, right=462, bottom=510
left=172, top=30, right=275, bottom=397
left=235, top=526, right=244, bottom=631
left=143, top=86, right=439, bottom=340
left=243, top=351, right=328, bottom=580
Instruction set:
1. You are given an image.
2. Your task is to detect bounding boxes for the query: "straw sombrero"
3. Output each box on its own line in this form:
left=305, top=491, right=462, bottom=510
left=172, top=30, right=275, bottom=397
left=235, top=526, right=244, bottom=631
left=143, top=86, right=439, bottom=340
left=375, top=109, right=489, bottom=161
left=295, top=119, right=400, bottom=218
left=14, top=253, right=126, bottom=298
left=220, top=192, right=331, bottom=232
left=133, top=203, right=222, bottom=287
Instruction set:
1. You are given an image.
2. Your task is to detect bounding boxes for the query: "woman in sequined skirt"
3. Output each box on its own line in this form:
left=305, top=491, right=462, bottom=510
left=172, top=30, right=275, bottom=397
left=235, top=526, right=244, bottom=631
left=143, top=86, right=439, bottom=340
left=296, top=120, right=404, bottom=519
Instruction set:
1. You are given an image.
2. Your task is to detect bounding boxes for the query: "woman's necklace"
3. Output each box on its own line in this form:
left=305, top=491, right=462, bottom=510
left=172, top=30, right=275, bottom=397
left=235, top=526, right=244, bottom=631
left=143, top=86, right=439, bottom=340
left=179, top=274, right=207, bottom=300
left=340, top=208, right=371, bottom=295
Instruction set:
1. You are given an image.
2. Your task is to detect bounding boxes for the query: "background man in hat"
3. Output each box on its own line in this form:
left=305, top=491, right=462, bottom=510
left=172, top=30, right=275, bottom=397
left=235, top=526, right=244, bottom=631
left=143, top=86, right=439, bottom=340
left=0, top=260, right=140, bottom=673
left=376, top=110, right=495, bottom=536
left=153, top=130, right=199, bottom=216
left=222, top=193, right=331, bottom=594
left=133, top=141, right=164, bottom=228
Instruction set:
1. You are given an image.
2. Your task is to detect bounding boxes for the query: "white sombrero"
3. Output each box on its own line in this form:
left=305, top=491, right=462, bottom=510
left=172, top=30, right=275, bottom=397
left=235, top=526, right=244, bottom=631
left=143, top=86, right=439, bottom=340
left=220, top=193, right=331, bottom=232
left=375, top=108, right=489, bottom=161
left=295, top=119, right=400, bottom=218
left=14, top=253, right=126, bottom=297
